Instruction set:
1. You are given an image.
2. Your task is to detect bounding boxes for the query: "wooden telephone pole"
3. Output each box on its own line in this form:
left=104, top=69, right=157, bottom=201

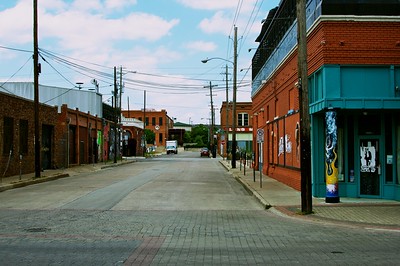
left=33, top=0, right=41, bottom=178
left=297, top=0, right=312, bottom=214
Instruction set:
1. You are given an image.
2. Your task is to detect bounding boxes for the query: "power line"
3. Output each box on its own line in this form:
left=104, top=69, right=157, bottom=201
left=0, top=45, right=32, bottom=53
left=0, top=55, right=32, bottom=93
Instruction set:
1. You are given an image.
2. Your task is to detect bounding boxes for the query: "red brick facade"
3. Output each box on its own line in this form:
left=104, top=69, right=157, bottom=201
left=121, top=109, right=173, bottom=147
left=0, top=92, right=107, bottom=178
left=57, top=105, right=104, bottom=166
left=252, top=19, right=400, bottom=191
left=0, top=92, right=58, bottom=177
left=219, top=102, right=253, bottom=156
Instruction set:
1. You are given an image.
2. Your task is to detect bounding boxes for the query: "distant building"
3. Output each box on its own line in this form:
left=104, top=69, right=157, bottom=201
left=219, top=102, right=253, bottom=157
left=121, top=116, right=145, bottom=157
left=121, top=109, right=173, bottom=148
left=173, top=122, right=192, bottom=132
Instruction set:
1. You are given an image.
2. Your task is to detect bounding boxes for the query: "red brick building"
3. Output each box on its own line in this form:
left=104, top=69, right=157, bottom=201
left=219, top=102, right=253, bottom=157
left=1, top=93, right=107, bottom=178
left=0, top=92, right=59, bottom=177
left=252, top=0, right=400, bottom=200
left=57, top=104, right=104, bottom=166
left=121, top=109, right=173, bottom=148
left=121, top=116, right=145, bottom=157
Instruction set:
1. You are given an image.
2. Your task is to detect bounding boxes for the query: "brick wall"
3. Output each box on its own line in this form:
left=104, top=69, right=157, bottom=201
left=0, top=92, right=58, bottom=177
left=252, top=19, right=400, bottom=191
left=122, top=109, right=171, bottom=147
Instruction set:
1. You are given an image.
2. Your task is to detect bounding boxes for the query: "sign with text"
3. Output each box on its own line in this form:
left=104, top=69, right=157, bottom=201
left=257, top=128, right=264, bottom=143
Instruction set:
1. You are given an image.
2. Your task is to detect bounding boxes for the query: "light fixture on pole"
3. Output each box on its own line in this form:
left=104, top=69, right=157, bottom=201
left=76, top=82, right=83, bottom=90
left=201, top=26, right=238, bottom=168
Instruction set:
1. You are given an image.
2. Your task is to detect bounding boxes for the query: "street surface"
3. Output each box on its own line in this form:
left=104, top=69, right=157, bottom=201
left=0, top=151, right=399, bottom=265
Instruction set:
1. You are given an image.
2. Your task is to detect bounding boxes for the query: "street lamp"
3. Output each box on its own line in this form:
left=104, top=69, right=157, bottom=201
left=201, top=57, right=233, bottom=65
left=201, top=27, right=238, bottom=168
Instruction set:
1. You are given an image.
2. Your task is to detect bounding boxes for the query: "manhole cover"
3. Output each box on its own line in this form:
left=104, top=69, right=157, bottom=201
left=25, top=227, right=50, bottom=233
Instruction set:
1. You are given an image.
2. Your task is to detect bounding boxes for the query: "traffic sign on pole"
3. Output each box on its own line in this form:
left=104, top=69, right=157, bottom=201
left=257, top=129, right=264, bottom=143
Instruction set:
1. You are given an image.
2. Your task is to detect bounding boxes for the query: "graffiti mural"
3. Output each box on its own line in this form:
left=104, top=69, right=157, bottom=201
left=325, top=110, right=339, bottom=203
left=278, top=134, right=292, bottom=157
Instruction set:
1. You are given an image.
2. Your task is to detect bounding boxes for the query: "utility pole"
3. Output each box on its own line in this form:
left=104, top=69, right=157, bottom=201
left=113, top=66, right=118, bottom=163
left=225, top=65, right=229, bottom=160
left=205, top=81, right=217, bottom=158
left=143, top=90, right=146, bottom=156
left=33, top=0, right=41, bottom=178
left=119, top=66, right=123, bottom=162
left=119, top=66, right=123, bottom=124
left=231, top=26, right=238, bottom=168
left=297, top=0, right=312, bottom=214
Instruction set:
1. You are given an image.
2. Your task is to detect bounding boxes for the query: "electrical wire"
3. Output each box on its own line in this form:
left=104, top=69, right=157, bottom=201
left=0, top=55, right=33, bottom=95
left=0, top=45, right=32, bottom=53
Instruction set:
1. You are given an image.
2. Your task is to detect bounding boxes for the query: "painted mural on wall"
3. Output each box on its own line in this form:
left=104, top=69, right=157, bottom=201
left=325, top=110, right=339, bottom=200
left=268, top=112, right=300, bottom=169
left=278, top=134, right=292, bottom=157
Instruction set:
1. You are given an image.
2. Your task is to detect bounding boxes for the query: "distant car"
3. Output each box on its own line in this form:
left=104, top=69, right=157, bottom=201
left=200, top=148, right=210, bottom=157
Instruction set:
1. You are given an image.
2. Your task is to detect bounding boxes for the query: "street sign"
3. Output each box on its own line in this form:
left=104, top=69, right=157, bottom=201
left=257, top=128, right=264, bottom=143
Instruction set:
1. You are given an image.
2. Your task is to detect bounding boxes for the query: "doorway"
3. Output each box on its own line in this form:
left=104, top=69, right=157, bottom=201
left=41, top=125, right=53, bottom=170
left=359, top=139, right=380, bottom=196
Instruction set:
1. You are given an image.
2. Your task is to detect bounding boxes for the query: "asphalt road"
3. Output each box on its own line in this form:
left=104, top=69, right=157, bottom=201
left=0, top=151, right=399, bottom=265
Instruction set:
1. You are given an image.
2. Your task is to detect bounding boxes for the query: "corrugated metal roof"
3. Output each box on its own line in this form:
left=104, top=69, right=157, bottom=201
left=0, top=82, right=103, bottom=117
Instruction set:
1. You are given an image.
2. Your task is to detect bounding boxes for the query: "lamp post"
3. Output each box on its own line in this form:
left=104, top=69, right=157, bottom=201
left=201, top=26, right=238, bottom=168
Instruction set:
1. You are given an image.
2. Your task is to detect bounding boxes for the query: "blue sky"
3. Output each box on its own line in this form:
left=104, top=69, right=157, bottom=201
left=0, top=0, right=280, bottom=124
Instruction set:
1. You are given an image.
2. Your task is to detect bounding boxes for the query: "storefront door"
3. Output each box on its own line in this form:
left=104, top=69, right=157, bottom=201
left=359, top=139, right=380, bottom=196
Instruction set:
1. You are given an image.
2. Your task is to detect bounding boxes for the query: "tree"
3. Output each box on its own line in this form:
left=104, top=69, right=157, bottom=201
left=193, top=135, right=205, bottom=147
left=144, top=129, right=155, bottom=145
left=191, top=124, right=209, bottom=147
left=183, top=131, right=192, bottom=143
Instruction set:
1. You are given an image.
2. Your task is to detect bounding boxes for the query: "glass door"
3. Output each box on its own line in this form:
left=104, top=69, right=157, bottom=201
left=359, top=139, right=380, bottom=196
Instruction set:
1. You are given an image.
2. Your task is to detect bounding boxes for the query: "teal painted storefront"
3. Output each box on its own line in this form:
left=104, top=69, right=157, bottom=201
left=309, top=65, right=400, bottom=200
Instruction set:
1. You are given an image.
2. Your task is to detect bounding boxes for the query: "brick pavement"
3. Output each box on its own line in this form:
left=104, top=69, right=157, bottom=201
left=1, top=156, right=400, bottom=230
left=219, top=159, right=400, bottom=230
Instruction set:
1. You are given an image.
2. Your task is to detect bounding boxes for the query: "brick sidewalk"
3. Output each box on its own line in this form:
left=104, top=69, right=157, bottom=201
left=219, top=159, right=400, bottom=230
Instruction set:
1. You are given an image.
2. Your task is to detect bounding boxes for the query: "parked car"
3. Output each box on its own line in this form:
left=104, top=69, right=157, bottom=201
left=200, top=147, right=210, bottom=157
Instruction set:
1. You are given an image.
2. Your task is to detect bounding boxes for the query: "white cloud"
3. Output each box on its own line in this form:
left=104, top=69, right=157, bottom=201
left=105, top=0, right=137, bottom=10
left=198, top=11, right=231, bottom=35
left=184, top=41, right=217, bottom=52
left=176, top=0, right=238, bottom=10
left=0, top=0, right=178, bottom=48
left=177, top=0, right=259, bottom=13
left=0, top=1, right=32, bottom=44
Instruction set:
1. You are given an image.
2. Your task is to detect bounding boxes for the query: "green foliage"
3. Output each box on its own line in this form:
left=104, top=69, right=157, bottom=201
left=144, top=129, right=155, bottom=145
left=193, top=135, right=205, bottom=147
left=191, top=124, right=209, bottom=146
left=183, top=131, right=192, bottom=143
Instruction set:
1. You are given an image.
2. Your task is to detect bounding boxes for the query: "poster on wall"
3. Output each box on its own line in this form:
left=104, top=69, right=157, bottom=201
left=360, top=143, right=377, bottom=173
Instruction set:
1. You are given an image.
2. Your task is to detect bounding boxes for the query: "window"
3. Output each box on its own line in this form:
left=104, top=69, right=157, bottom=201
left=152, top=117, right=156, bottom=126
left=159, top=133, right=163, bottom=143
left=19, top=119, right=28, bottom=154
left=238, top=113, right=249, bottom=126
left=3, top=117, right=13, bottom=155
left=159, top=117, right=163, bottom=126
left=145, top=117, right=149, bottom=126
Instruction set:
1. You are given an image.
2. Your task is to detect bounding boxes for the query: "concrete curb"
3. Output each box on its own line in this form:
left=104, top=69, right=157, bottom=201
left=0, top=173, right=70, bottom=192
left=0, top=159, right=137, bottom=193
left=219, top=161, right=271, bottom=209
